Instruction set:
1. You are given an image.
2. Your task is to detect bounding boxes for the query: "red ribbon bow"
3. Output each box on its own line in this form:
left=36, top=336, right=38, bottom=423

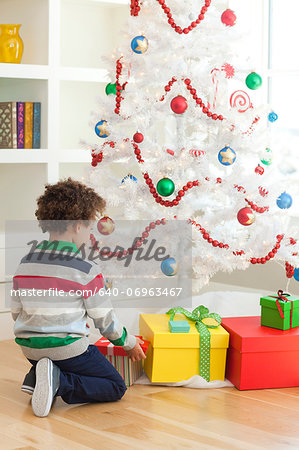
left=270, top=290, right=293, bottom=328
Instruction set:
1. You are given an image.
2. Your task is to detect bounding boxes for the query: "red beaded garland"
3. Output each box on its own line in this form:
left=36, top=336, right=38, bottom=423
left=245, top=198, right=269, bottom=214
left=250, top=235, right=284, bottom=265
left=189, top=221, right=291, bottom=270
left=130, top=0, right=140, bottom=16
left=161, top=76, right=224, bottom=121
left=90, top=150, right=103, bottom=167
left=90, top=218, right=167, bottom=257
left=153, top=0, right=212, bottom=34
left=286, top=261, right=295, bottom=278
left=115, top=57, right=124, bottom=115
left=188, top=219, right=295, bottom=272
left=188, top=219, right=228, bottom=250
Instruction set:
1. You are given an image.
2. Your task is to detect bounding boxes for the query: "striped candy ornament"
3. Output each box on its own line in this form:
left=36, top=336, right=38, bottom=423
left=189, top=149, right=206, bottom=157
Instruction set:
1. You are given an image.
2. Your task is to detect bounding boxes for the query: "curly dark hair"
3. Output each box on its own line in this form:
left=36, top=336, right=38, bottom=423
left=35, top=177, right=106, bottom=233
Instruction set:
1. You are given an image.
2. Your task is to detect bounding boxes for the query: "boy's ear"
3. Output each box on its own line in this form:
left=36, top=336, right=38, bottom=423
left=69, top=222, right=81, bottom=234
left=74, top=222, right=81, bottom=234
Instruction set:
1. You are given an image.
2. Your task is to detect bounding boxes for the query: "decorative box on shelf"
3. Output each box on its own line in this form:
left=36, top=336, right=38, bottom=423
left=94, top=336, right=149, bottom=386
left=222, top=316, right=299, bottom=390
left=139, top=310, right=229, bottom=383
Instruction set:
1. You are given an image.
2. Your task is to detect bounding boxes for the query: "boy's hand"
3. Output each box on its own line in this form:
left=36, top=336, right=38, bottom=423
left=125, top=337, right=146, bottom=362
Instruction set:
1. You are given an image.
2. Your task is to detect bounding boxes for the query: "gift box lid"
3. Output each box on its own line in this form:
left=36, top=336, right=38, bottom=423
left=260, top=295, right=299, bottom=311
left=221, top=316, right=299, bottom=353
left=139, top=314, right=229, bottom=349
left=95, top=335, right=149, bottom=356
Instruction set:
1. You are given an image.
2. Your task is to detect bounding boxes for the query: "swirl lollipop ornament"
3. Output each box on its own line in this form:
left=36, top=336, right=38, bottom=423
left=230, top=90, right=253, bottom=113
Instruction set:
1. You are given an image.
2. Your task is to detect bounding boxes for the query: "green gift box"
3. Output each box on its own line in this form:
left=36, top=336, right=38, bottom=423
left=260, top=290, right=299, bottom=330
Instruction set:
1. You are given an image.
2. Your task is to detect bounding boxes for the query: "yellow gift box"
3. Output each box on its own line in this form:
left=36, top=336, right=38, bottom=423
left=139, top=313, right=229, bottom=383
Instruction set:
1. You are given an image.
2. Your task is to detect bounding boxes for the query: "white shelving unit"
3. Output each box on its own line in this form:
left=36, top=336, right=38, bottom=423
left=0, top=0, right=128, bottom=181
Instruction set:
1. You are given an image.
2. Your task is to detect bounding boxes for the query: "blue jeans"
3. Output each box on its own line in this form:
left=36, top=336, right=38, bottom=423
left=29, top=345, right=127, bottom=404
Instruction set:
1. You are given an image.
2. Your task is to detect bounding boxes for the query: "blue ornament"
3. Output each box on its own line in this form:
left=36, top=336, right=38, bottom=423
left=121, top=174, right=138, bottom=184
left=276, top=192, right=293, bottom=209
left=131, top=35, right=148, bottom=54
left=294, top=268, right=299, bottom=282
left=161, top=257, right=178, bottom=277
left=95, top=120, right=109, bottom=138
left=268, top=112, right=278, bottom=123
left=218, top=146, right=236, bottom=166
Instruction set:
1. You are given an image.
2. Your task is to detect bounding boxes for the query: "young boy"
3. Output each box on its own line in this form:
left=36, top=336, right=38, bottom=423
left=11, top=178, right=145, bottom=417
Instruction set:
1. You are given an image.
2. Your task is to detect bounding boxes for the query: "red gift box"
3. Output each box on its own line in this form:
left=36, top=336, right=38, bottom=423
left=222, top=316, right=299, bottom=390
left=94, top=336, right=149, bottom=356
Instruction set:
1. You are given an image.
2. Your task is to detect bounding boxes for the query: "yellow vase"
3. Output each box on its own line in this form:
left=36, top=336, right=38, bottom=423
left=0, top=24, right=24, bottom=63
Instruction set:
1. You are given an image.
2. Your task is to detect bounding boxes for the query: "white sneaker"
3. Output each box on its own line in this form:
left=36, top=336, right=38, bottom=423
left=31, top=358, right=60, bottom=417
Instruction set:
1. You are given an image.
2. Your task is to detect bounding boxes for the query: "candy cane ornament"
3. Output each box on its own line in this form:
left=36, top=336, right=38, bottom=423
left=210, top=64, right=235, bottom=110
left=211, top=68, right=220, bottom=109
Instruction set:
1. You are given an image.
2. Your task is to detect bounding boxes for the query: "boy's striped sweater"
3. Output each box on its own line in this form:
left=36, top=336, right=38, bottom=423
left=11, top=240, right=136, bottom=361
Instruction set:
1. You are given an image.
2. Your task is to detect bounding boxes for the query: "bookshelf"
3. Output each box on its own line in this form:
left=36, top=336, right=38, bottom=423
left=0, top=0, right=129, bottom=300
left=0, top=0, right=128, bottom=179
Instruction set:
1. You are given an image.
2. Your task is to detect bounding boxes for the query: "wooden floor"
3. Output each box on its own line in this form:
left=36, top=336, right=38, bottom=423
left=1, top=340, right=299, bottom=450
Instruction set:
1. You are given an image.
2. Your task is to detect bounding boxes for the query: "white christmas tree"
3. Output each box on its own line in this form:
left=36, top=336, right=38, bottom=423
left=85, top=0, right=299, bottom=292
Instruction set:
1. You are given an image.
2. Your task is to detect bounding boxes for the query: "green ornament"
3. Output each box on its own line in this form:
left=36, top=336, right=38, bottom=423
left=246, top=72, right=262, bottom=90
left=156, top=177, right=175, bottom=197
left=261, top=147, right=273, bottom=166
left=105, top=83, right=118, bottom=96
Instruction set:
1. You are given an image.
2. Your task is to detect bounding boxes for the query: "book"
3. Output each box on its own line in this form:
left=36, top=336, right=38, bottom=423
left=0, top=102, right=15, bottom=148
left=17, top=102, right=25, bottom=149
left=11, top=102, right=17, bottom=148
left=32, top=102, right=41, bottom=149
left=24, top=102, right=33, bottom=149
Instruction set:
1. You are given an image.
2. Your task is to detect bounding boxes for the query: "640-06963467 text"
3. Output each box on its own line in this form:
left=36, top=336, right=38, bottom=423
left=10, top=287, right=183, bottom=298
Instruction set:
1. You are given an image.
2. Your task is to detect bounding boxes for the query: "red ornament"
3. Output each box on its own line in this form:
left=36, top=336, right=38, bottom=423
left=221, top=9, right=237, bottom=26
left=170, top=95, right=188, bottom=114
left=255, top=165, right=264, bottom=175
left=97, top=216, right=115, bottom=235
left=237, top=207, right=255, bottom=226
left=133, top=132, right=144, bottom=143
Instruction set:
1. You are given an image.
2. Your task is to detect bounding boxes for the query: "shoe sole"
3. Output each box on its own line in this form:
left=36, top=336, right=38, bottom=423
left=32, top=358, right=53, bottom=417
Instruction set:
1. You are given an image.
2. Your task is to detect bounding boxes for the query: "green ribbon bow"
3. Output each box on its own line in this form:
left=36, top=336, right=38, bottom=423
left=166, top=305, right=221, bottom=382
